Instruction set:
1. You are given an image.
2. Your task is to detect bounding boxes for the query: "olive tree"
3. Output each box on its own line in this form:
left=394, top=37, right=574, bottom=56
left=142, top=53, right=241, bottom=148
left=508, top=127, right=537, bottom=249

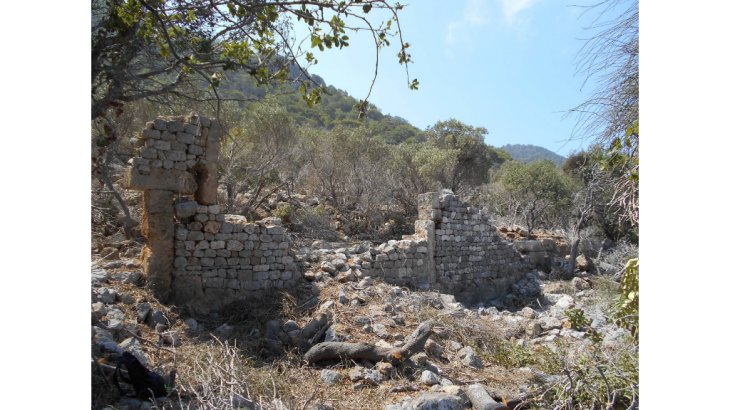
left=220, top=103, right=296, bottom=216
left=92, top=0, right=418, bottom=120
left=496, top=159, right=575, bottom=239
left=421, top=119, right=493, bottom=194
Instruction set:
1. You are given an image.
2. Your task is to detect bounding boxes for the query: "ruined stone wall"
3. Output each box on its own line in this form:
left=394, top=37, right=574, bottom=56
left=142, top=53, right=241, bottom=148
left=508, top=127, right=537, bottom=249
left=123, top=114, right=306, bottom=311
left=171, top=205, right=301, bottom=311
left=412, top=192, right=530, bottom=300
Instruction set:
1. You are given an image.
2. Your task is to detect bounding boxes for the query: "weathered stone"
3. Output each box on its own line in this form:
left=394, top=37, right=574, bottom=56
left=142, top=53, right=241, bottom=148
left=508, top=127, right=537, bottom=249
left=421, top=370, right=439, bottom=386
left=175, top=201, right=199, bottom=219
left=204, top=221, right=221, bottom=233
left=457, top=346, right=483, bottom=369
left=321, top=369, right=342, bottom=387
left=576, top=255, right=592, bottom=271
left=411, top=393, right=463, bottom=410
left=111, top=271, right=141, bottom=284
left=161, top=331, right=182, bottom=346
left=123, top=166, right=197, bottom=194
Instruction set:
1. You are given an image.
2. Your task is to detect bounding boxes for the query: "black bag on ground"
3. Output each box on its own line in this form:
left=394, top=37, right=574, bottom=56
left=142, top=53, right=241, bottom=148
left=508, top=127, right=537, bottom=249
left=113, top=352, right=169, bottom=400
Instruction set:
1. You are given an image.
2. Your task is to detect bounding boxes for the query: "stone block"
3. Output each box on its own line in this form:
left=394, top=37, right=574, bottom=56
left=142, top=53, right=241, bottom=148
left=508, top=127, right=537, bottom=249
left=204, top=221, right=221, bottom=233
left=141, top=129, right=161, bottom=140
left=152, top=118, right=167, bottom=130
left=166, top=120, right=184, bottom=132
left=227, top=240, right=244, bottom=251
left=144, top=190, right=174, bottom=213
left=140, top=146, right=157, bottom=159
left=191, top=161, right=218, bottom=205
left=167, top=150, right=186, bottom=162
left=123, top=166, right=197, bottom=194
left=175, top=201, right=198, bottom=219
left=153, top=140, right=170, bottom=151
left=184, top=123, right=200, bottom=135
left=177, top=132, right=194, bottom=144
left=188, top=145, right=203, bottom=155
left=142, top=212, right=174, bottom=241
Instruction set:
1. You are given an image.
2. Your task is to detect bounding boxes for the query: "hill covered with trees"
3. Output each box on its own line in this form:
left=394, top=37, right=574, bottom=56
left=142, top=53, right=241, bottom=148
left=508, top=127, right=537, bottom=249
left=219, top=69, right=424, bottom=145
left=499, top=144, right=566, bottom=166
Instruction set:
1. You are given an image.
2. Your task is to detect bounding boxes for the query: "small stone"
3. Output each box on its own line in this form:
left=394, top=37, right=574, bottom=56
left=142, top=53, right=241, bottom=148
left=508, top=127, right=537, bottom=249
left=215, top=323, right=233, bottom=336
left=91, top=302, right=108, bottom=317
left=183, top=318, right=198, bottom=330
left=349, top=367, right=365, bottom=382
left=373, top=323, right=389, bottom=339
left=324, top=327, right=340, bottom=342
left=522, top=307, right=537, bottom=319
left=457, top=346, right=483, bottom=369
left=136, top=303, right=151, bottom=322
left=161, top=331, right=182, bottom=346
left=91, top=268, right=108, bottom=287
left=112, top=271, right=141, bottom=284
left=283, top=320, right=299, bottom=333
left=362, top=368, right=387, bottom=385
left=95, top=337, right=122, bottom=354
left=321, top=369, right=342, bottom=387
left=103, top=261, right=122, bottom=269
left=421, top=370, right=439, bottom=386
left=97, top=287, right=117, bottom=303
left=411, top=392, right=463, bottom=410
left=146, top=309, right=167, bottom=327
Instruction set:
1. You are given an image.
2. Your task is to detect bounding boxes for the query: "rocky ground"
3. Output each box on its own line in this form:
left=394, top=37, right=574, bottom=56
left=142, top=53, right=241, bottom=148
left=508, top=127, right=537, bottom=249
left=91, top=237, right=637, bottom=410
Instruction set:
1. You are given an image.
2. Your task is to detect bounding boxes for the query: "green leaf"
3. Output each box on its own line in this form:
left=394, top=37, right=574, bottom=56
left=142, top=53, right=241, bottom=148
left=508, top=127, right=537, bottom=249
left=363, top=4, right=372, bottom=13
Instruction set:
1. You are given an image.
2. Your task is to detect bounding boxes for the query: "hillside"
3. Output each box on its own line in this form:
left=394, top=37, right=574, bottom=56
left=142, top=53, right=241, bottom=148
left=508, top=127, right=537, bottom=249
left=220, top=69, right=424, bottom=145
left=500, top=144, right=566, bottom=166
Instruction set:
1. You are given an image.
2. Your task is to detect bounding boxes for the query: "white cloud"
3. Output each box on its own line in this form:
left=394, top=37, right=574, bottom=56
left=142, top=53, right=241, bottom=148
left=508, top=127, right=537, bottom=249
left=498, top=0, right=540, bottom=24
left=444, top=0, right=489, bottom=56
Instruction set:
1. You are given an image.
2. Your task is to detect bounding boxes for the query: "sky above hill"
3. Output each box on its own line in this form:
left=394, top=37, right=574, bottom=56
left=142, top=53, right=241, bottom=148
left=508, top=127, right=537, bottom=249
left=291, top=0, right=629, bottom=156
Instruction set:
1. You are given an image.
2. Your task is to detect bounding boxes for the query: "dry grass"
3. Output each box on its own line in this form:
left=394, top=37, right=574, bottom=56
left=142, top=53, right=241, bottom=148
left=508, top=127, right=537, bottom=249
left=93, top=273, right=544, bottom=409
left=93, top=260, right=637, bottom=410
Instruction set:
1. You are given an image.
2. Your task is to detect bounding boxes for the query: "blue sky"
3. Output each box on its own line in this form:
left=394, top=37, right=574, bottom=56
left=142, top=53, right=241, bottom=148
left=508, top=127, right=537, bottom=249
left=290, top=0, right=628, bottom=156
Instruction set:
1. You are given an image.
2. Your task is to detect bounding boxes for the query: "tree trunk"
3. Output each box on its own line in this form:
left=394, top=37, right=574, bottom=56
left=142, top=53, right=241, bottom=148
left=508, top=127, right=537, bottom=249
left=100, top=146, right=133, bottom=239
left=466, top=384, right=509, bottom=410
left=226, top=180, right=235, bottom=212
left=303, top=321, right=432, bottom=365
left=567, top=237, right=580, bottom=277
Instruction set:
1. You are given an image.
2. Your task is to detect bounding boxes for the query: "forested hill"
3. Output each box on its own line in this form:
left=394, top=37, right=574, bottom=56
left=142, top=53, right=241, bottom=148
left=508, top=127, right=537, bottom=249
left=499, top=144, right=566, bottom=166
left=220, top=69, right=423, bottom=145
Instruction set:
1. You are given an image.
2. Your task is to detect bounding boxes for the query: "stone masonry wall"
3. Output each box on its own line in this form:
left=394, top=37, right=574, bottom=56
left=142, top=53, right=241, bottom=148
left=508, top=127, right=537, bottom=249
left=413, top=192, right=530, bottom=301
left=171, top=204, right=301, bottom=311
left=123, top=114, right=531, bottom=309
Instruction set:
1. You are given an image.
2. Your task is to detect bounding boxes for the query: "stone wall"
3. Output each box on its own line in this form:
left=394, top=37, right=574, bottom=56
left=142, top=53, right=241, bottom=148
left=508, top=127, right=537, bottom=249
left=412, top=192, right=530, bottom=301
left=122, top=114, right=531, bottom=309
left=171, top=205, right=301, bottom=311
left=123, top=114, right=306, bottom=311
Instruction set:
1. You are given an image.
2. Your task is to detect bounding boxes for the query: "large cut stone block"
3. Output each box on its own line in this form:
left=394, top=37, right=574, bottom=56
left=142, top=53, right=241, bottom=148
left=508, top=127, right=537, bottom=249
left=204, top=119, right=222, bottom=162
left=144, top=190, right=174, bottom=214
left=142, top=211, right=175, bottom=241
left=141, top=240, right=174, bottom=302
left=191, top=161, right=218, bottom=205
left=123, top=166, right=197, bottom=194
left=418, top=192, right=440, bottom=220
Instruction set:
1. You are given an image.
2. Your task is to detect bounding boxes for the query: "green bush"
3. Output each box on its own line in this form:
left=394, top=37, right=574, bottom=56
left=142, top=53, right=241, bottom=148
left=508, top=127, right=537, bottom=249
left=273, top=203, right=293, bottom=224
left=614, top=258, right=639, bottom=339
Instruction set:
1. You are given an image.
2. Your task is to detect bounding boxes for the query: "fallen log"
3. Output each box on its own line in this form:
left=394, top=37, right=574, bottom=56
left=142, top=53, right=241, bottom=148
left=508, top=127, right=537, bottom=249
left=303, top=321, right=432, bottom=364
left=466, top=384, right=509, bottom=410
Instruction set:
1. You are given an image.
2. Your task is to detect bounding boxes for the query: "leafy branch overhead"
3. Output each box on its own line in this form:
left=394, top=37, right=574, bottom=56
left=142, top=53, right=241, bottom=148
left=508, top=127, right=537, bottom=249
left=92, top=0, right=417, bottom=120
